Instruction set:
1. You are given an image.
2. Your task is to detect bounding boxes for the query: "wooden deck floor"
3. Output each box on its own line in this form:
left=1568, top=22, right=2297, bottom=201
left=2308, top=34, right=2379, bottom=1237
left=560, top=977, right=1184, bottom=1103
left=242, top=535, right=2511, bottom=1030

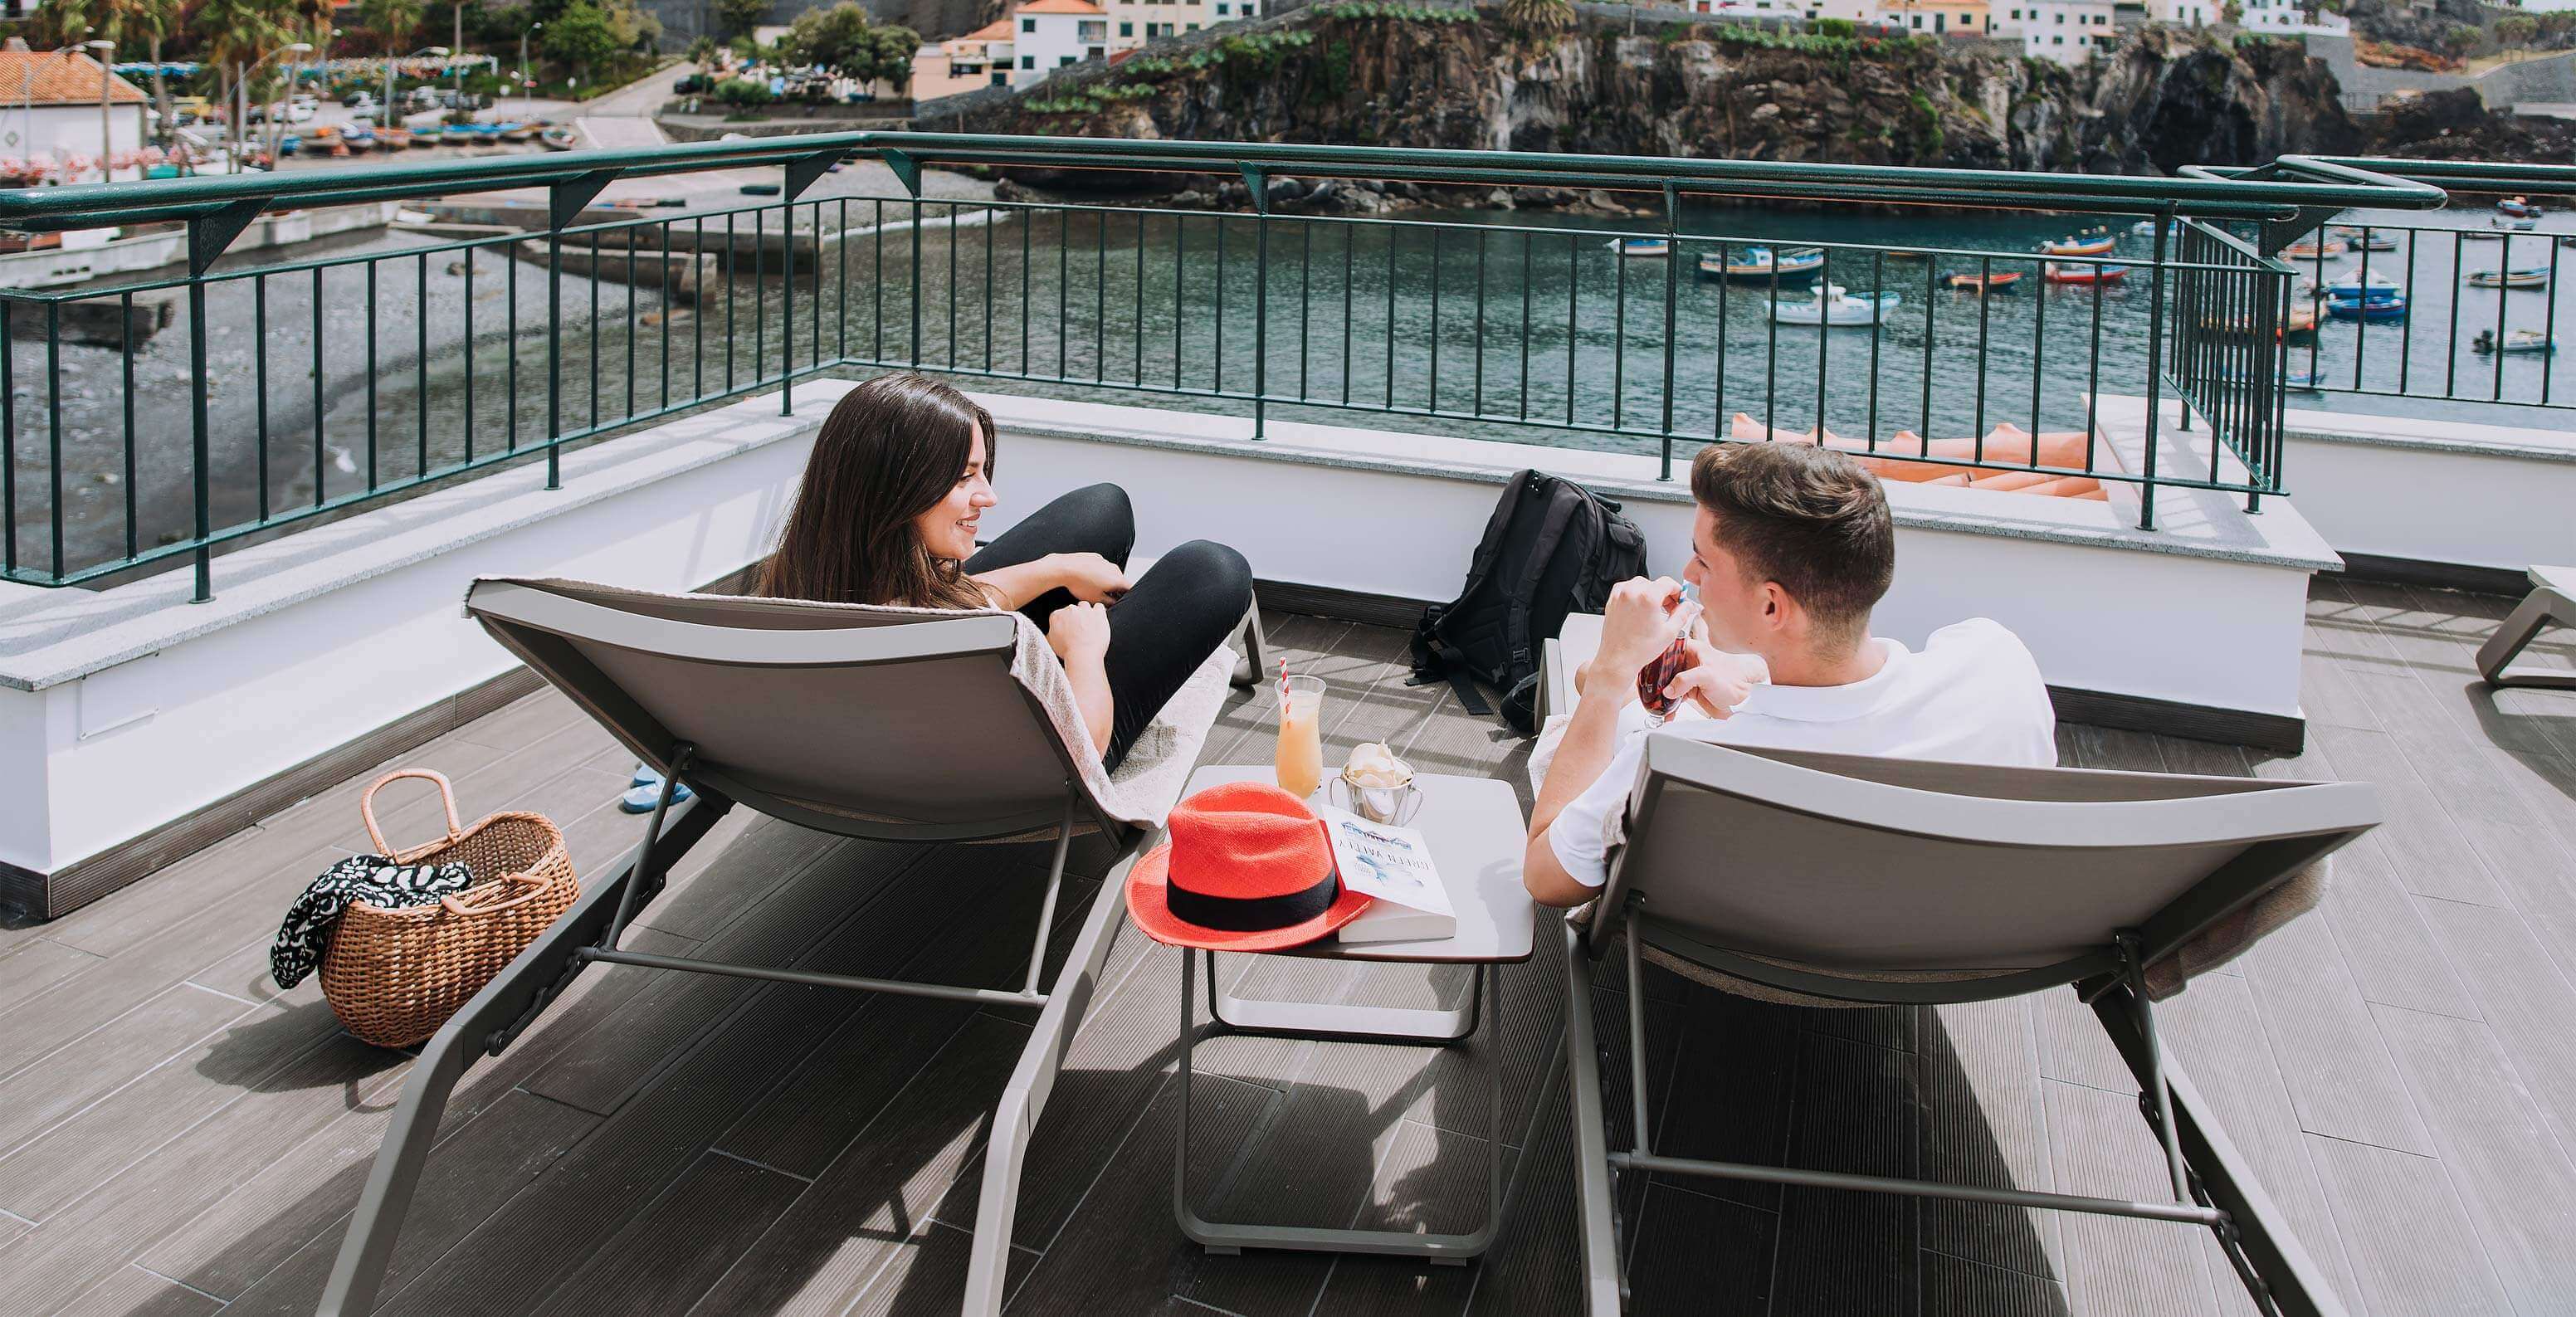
left=1, top=579, right=2572, bottom=1316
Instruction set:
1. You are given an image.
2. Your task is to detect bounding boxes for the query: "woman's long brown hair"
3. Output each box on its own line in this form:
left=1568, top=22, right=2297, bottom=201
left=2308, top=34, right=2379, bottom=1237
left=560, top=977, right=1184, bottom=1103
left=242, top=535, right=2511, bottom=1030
left=754, top=373, right=998, bottom=608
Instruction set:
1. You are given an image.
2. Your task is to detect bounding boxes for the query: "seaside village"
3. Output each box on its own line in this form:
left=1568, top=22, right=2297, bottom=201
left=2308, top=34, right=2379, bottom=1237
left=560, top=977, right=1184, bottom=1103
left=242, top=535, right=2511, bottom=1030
left=4, top=0, right=2576, bottom=1310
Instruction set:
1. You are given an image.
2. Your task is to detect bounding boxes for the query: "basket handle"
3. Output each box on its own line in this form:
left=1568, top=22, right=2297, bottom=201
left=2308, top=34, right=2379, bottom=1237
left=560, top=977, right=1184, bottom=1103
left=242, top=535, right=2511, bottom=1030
left=360, top=768, right=464, bottom=856
left=439, top=876, right=555, bottom=918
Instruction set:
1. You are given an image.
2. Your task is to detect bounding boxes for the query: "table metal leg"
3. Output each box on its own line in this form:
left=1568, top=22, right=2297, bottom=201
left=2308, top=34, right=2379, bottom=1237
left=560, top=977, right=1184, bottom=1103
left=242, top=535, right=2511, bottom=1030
left=1174, top=949, right=1505, bottom=1261
left=1202, top=949, right=1483, bottom=1044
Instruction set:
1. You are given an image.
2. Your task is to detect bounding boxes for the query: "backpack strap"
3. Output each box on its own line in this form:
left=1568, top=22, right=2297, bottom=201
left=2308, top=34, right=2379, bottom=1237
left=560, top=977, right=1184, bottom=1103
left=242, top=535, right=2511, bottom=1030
left=1499, top=483, right=1587, bottom=708
left=1412, top=469, right=1540, bottom=685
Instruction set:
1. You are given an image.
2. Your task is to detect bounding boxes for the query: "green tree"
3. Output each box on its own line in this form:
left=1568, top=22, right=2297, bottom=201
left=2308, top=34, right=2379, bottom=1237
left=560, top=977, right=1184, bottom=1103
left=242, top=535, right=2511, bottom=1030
left=544, top=0, right=623, bottom=80
left=36, top=0, right=185, bottom=145
left=1501, top=0, right=1575, bottom=31
left=716, top=0, right=766, bottom=39
left=190, top=0, right=296, bottom=147
left=687, top=34, right=717, bottom=62
left=783, top=1, right=871, bottom=67
left=2496, top=13, right=2538, bottom=48
left=861, top=24, right=920, bottom=88
left=2442, top=22, right=2480, bottom=56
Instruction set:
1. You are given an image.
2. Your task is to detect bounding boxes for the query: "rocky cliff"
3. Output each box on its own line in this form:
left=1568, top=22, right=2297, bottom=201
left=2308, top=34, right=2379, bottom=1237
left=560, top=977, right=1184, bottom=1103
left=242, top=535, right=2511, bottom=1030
left=920, top=9, right=2363, bottom=200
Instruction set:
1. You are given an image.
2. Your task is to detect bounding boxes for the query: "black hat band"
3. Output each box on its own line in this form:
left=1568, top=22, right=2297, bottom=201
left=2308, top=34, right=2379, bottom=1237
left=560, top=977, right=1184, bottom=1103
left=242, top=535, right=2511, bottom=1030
left=1165, top=867, right=1339, bottom=932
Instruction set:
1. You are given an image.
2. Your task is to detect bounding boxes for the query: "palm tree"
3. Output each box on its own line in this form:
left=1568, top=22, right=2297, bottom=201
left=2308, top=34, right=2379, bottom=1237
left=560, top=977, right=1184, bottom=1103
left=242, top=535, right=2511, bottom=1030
left=1503, top=0, right=1576, bottom=32
left=36, top=0, right=184, bottom=147
left=191, top=0, right=295, bottom=161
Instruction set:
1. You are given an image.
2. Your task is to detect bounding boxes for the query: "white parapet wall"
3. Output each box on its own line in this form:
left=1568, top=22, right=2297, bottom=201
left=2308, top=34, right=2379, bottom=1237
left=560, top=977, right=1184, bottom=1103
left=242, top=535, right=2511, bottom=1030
left=2276, top=405, right=2576, bottom=585
left=0, top=379, right=2335, bottom=915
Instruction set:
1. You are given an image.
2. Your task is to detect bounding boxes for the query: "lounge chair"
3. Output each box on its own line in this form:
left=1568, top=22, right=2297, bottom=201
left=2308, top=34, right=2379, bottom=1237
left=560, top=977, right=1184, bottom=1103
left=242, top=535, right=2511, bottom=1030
left=320, top=577, right=1239, bottom=1317
left=1559, top=737, right=2378, bottom=1315
left=2475, top=564, right=2575, bottom=690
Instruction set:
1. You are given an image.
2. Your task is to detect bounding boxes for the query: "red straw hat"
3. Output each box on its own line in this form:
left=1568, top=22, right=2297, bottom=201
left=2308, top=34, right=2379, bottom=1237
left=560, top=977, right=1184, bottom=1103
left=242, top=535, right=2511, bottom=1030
left=1125, top=781, right=1371, bottom=952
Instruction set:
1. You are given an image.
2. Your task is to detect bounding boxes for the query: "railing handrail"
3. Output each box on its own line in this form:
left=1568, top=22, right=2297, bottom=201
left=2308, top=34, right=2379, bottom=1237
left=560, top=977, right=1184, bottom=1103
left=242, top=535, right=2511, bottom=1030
left=2199, top=156, right=2576, bottom=201
left=0, top=134, right=2450, bottom=233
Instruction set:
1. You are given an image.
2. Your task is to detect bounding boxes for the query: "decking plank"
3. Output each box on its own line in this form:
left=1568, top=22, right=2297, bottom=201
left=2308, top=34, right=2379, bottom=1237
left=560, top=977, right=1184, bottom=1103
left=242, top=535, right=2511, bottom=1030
left=2305, top=1134, right=2514, bottom=1317
left=527, top=1150, right=809, bottom=1317
left=1765, top=1032, right=1918, bottom=1315
left=2039, top=1078, right=2215, bottom=1317
left=46, top=1263, right=226, bottom=1317
left=2304, top=725, right=2510, bottom=909
left=2241, top=911, right=2437, bottom=1156
left=2412, top=895, right=2576, bottom=1161
left=0, top=984, right=251, bottom=1165
left=2370, top=1002, right=2576, bottom=1314
left=209, top=1090, right=602, bottom=1316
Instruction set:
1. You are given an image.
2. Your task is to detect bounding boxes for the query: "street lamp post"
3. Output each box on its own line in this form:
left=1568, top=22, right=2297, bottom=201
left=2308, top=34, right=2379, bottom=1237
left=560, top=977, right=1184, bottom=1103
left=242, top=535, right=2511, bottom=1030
left=520, top=22, right=543, bottom=120
left=260, top=41, right=313, bottom=166
left=385, top=44, right=451, bottom=129
left=231, top=41, right=313, bottom=173
left=81, top=39, right=110, bottom=183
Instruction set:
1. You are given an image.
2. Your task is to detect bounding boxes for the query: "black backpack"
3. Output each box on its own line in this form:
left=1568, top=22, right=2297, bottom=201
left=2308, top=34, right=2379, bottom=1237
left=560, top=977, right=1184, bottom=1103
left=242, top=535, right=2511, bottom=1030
left=1409, top=470, right=1648, bottom=734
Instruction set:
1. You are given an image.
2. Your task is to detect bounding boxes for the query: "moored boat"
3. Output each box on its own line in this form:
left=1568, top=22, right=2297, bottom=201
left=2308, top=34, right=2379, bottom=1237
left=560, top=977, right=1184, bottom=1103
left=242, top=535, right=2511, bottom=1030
left=2466, top=266, right=2549, bottom=290
left=2491, top=215, right=2538, bottom=232
left=376, top=127, right=411, bottom=149
left=2281, top=238, right=2347, bottom=260
left=2042, top=262, right=2126, bottom=285
left=2498, top=196, right=2542, bottom=218
left=2320, top=274, right=2403, bottom=300
left=539, top=126, right=579, bottom=151
left=1700, top=246, right=1824, bottom=281
left=1604, top=237, right=1671, bottom=258
left=2471, top=328, right=2554, bottom=354
left=500, top=123, right=535, bottom=144
left=1945, top=271, right=2022, bottom=292
left=2039, top=227, right=2115, bottom=257
left=2324, top=290, right=2408, bottom=321
left=1772, top=283, right=1900, bottom=325
left=441, top=124, right=476, bottom=144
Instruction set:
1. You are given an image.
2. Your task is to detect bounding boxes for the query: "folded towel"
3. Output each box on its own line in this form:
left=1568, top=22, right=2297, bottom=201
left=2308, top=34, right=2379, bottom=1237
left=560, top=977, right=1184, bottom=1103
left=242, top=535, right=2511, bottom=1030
left=271, top=855, right=476, bottom=989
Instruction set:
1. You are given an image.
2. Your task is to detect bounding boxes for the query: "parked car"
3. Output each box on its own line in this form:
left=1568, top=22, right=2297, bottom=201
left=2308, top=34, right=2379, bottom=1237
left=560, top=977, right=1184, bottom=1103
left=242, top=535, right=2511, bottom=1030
left=340, top=90, right=377, bottom=108
left=285, top=95, right=319, bottom=123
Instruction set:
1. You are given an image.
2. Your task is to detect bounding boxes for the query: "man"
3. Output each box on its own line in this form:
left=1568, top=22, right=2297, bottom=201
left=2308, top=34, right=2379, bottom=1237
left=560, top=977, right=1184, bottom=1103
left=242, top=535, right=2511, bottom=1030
left=1523, top=441, right=2059, bottom=908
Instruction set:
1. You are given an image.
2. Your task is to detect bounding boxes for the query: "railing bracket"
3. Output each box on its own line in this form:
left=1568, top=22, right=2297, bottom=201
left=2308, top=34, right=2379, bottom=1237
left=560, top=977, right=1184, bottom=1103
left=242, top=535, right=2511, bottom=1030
left=784, top=149, right=840, bottom=202
left=1239, top=163, right=1271, bottom=215
left=549, top=170, right=617, bottom=231
left=187, top=200, right=266, bottom=277
left=881, top=148, right=922, bottom=198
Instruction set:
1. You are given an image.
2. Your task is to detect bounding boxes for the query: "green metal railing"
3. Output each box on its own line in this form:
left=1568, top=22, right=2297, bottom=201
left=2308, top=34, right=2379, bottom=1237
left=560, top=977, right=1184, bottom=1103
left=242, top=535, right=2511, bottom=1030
left=0, top=135, right=2443, bottom=598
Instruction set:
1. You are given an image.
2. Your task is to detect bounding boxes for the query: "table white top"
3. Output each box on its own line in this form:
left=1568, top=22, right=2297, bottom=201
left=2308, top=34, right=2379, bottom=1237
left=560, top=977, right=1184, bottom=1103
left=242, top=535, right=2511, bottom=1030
left=1178, top=766, right=1536, bottom=963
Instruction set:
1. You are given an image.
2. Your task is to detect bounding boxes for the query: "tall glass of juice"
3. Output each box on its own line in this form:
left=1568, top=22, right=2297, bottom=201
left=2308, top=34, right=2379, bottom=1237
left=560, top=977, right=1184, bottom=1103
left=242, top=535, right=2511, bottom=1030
left=1276, top=676, right=1327, bottom=799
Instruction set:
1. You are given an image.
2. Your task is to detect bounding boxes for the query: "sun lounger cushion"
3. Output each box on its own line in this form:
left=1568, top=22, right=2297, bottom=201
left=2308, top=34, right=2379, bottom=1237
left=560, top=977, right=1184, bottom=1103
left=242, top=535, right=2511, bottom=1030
left=1572, top=857, right=2326, bottom=1006
left=477, top=578, right=1234, bottom=836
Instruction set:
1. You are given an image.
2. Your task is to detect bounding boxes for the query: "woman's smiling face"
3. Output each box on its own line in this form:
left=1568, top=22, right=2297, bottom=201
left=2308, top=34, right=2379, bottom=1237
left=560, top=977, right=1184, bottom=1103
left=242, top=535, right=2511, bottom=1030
left=911, top=422, right=996, bottom=562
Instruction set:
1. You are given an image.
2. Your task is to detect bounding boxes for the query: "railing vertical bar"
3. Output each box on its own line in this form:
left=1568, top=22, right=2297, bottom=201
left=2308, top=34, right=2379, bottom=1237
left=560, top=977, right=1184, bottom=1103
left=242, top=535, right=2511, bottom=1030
left=461, top=255, right=473, bottom=464
left=181, top=261, right=205, bottom=596
left=1813, top=249, right=1831, bottom=446
left=2027, top=256, right=2045, bottom=448
left=1918, top=257, right=1934, bottom=439
left=625, top=224, right=638, bottom=420
left=252, top=278, right=269, bottom=523
left=1474, top=228, right=1487, bottom=418
left=781, top=198, right=797, bottom=412
left=1973, top=255, right=1991, bottom=457
left=1714, top=242, right=1728, bottom=438
left=1343, top=224, right=1355, bottom=407
left=2351, top=230, right=2371, bottom=392
left=1519, top=232, right=1532, bottom=422
left=2546, top=238, right=2563, bottom=407
left=1430, top=227, right=1444, bottom=415
left=695, top=217, right=710, bottom=395
left=2139, top=210, right=2171, bottom=531
left=1565, top=236, right=1577, bottom=426
left=1612, top=240, right=1626, bottom=432
left=417, top=252, right=429, bottom=477
left=319, top=267, right=332, bottom=491
left=1388, top=227, right=1400, bottom=409
left=2396, top=228, right=2415, bottom=392
left=2445, top=230, right=2461, bottom=398
left=367, top=260, right=379, bottom=491
left=1173, top=215, right=1183, bottom=387
left=1764, top=257, right=1779, bottom=432
left=1866, top=250, right=1881, bottom=451
left=2086, top=268, right=2104, bottom=475
left=122, top=291, right=137, bottom=559
left=1253, top=209, right=1268, bottom=437
left=810, top=202, right=822, bottom=378
left=753, top=209, right=768, bottom=386
left=1300, top=222, right=1313, bottom=402
left=1028, top=202, right=1038, bottom=375
left=1659, top=233, right=1678, bottom=479
left=661, top=222, right=672, bottom=412
left=949, top=202, right=962, bottom=370
left=2, top=301, right=13, bottom=578
left=45, top=301, right=61, bottom=579
left=1096, top=209, right=1109, bottom=386
left=2493, top=232, right=2511, bottom=402
left=1066, top=208, right=1077, bottom=382
left=871, top=202, right=882, bottom=363
left=590, top=231, right=602, bottom=435
left=1135, top=212, right=1147, bottom=384
left=986, top=205, right=998, bottom=373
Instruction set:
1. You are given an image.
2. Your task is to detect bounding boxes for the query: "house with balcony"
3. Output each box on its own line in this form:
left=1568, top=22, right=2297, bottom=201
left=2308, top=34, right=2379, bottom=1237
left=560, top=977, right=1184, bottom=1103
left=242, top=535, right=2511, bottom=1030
left=1007, top=0, right=1112, bottom=85
left=910, top=19, right=1018, bottom=100
left=2236, top=0, right=2352, bottom=34
left=0, top=40, right=146, bottom=182
left=0, top=116, right=2563, bottom=1317
left=2016, top=0, right=2118, bottom=59
left=1874, top=0, right=1995, bottom=34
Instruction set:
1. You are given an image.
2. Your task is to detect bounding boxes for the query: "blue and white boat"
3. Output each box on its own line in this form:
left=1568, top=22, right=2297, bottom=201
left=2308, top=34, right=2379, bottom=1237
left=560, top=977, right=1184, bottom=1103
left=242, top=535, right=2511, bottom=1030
left=1604, top=237, right=1671, bottom=258
left=1700, top=246, right=1825, bottom=281
left=1771, top=284, right=1900, bottom=325
left=2325, top=290, right=2408, bottom=321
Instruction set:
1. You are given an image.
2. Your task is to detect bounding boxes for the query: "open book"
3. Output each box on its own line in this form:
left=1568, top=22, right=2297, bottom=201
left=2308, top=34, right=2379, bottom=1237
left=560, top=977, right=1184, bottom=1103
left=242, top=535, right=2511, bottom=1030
left=1319, top=806, right=1457, bottom=944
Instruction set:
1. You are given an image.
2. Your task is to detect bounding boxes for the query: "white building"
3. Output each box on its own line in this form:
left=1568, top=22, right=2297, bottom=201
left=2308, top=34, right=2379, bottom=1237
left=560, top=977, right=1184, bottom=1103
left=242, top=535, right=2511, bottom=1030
left=1008, top=0, right=1111, bottom=86
left=1104, top=0, right=1260, bottom=51
left=2235, top=0, right=2350, bottom=34
left=2017, top=0, right=2117, bottom=61
left=910, top=18, right=1016, bottom=100
left=0, top=41, right=149, bottom=183
left=1677, top=0, right=1809, bottom=15
left=2145, top=0, right=2217, bottom=24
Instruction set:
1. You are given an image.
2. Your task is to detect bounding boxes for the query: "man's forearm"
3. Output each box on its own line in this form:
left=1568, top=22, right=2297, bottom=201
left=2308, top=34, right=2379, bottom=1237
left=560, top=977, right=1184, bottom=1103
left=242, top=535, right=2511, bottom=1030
left=1531, top=684, right=1632, bottom=838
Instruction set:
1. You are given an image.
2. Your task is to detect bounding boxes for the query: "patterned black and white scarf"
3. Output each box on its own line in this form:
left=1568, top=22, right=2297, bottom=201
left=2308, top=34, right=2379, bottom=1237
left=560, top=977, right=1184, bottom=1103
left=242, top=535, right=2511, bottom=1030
left=270, top=854, right=477, bottom=989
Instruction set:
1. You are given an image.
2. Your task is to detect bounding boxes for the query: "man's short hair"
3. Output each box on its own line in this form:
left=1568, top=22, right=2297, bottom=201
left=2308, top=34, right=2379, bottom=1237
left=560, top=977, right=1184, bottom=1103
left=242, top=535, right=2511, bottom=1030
left=1689, top=441, right=1895, bottom=649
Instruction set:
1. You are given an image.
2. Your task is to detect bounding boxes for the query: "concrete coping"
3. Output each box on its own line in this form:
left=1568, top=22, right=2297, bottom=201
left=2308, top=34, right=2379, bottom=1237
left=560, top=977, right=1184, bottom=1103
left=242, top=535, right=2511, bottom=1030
left=2281, top=402, right=2576, bottom=463
left=0, top=378, right=2338, bottom=693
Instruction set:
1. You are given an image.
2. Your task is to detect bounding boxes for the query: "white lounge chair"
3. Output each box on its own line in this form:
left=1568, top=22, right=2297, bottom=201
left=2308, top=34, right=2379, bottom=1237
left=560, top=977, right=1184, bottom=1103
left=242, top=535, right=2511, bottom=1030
left=1559, top=736, right=2378, bottom=1315
left=2475, top=564, right=2575, bottom=690
left=320, top=576, right=1237, bottom=1317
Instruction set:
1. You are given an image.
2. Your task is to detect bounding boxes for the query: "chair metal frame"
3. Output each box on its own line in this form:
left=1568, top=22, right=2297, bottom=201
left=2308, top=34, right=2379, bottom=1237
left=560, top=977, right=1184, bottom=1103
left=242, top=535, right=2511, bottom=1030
left=2475, top=568, right=2575, bottom=690
left=1559, top=736, right=2377, bottom=1317
left=317, top=581, right=1172, bottom=1317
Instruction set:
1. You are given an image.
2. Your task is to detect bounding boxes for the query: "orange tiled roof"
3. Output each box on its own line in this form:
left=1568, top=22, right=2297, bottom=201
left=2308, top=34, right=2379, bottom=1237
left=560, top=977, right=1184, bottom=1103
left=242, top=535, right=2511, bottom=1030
left=963, top=17, right=1017, bottom=40
left=0, top=49, right=147, bottom=106
left=1015, top=0, right=1108, bottom=15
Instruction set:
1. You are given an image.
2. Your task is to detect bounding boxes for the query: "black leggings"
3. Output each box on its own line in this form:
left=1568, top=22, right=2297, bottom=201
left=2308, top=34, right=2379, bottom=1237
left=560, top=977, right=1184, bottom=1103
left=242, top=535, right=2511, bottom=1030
left=964, top=484, right=1253, bottom=772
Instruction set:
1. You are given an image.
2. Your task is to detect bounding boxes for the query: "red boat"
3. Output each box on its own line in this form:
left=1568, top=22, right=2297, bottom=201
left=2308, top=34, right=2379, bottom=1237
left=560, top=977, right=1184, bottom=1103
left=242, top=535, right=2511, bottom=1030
left=1946, top=271, right=2022, bottom=291
left=2042, top=262, right=2129, bottom=285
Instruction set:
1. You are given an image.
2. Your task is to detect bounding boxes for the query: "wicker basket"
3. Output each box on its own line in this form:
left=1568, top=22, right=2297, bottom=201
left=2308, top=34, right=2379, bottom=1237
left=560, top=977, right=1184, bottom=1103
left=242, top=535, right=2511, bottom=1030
left=320, top=768, right=579, bottom=1048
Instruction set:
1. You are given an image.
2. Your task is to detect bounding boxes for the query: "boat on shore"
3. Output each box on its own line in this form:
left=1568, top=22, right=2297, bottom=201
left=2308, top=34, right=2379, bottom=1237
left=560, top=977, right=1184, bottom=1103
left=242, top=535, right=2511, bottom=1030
left=1700, top=246, right=1823, bottom=281
left=1945, top=271, right=2021, bottom=292
left=2318, top=273, right=2402, bottom=300
left=2467, top=266, right=2549, bottom=289
left=539, top=126, right=580, bottom=151
left=1604, top=237, right=1670, bottom=258
left=2204, top=305, right=2320, bottom=337
left=502, top=123, right=538, bottom=144
left=2042, top=262, right=2126, bottom=285
left=2472, top=328, right=2554, bottom=354
left=2281, top=238, right=2347, bottom=260
left=1772, top=283, right=1900, bottom=325
left=2039, top=227, right=2115, bottom=256
left=2491, top=215, right=2538, bottom=232
left=2331, top=226, right=2399, bottom=251
left=2499, top=196, right=2543, bottom=218
left=376, top=127, right=411, bottom=149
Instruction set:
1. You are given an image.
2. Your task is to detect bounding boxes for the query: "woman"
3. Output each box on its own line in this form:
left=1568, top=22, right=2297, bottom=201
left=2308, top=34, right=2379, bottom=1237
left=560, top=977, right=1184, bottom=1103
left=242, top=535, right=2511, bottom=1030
left=757, top=373, right=1253, bottom=771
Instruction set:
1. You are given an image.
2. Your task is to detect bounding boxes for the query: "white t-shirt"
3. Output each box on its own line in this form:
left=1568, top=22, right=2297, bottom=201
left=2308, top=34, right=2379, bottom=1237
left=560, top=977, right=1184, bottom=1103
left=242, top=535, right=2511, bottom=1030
left=1543, top=617, right=2059, bottom=890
